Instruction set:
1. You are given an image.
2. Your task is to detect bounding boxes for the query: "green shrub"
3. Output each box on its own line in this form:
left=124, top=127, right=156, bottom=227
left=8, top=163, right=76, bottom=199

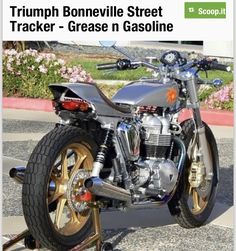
left=3, top=49, right=93, bottom=98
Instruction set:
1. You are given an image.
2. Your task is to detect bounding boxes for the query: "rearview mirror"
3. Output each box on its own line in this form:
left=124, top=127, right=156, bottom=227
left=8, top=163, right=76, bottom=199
left=213, top=78, right=223, bottom=87
left=99, top=41, right=116, bottom=47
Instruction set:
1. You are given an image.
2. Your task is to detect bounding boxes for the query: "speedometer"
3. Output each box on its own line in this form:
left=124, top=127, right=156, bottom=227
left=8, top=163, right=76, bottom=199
left=160, top=50, right=187, bottom=66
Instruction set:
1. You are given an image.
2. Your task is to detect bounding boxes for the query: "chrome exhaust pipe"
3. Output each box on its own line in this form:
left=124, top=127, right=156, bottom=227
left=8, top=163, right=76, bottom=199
left=84, top=177, right=131, bottom=202
left=9, top=166, right=26, bottom=184
left=9, top=167, right=56, bottom=192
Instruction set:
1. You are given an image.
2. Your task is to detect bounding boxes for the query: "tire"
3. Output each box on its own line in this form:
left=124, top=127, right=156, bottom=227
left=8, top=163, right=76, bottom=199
left=168, top=119, right=219, bottom=228
left=22, top=126, right=98, bottom=250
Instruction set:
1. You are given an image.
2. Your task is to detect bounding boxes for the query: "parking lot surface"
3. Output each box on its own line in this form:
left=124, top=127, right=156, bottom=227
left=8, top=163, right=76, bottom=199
left=2, top=109, right=233, bottom=251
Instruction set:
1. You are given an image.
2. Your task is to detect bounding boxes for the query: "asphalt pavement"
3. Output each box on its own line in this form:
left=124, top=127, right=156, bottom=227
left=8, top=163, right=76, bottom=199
left=2, top=109, right=234, bottom=251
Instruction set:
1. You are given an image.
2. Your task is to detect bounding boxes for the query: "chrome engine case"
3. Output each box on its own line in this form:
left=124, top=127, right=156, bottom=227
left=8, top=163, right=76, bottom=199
left=117, top=119, right=142, bottom=161
left=117, top=114, right=178, bottom=197
left=141, top=114, right=171, bottom=158
left=134, top=158, right=178, bottom=197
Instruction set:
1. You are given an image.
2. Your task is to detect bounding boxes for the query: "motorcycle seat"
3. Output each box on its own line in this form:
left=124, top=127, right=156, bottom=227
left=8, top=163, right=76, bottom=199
left=49, top=82, right=131, bottom=115
left=92, top=83, right=131, bottom=114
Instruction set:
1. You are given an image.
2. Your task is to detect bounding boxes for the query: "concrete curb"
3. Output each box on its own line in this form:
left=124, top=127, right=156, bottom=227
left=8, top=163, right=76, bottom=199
left=3, top=97, right=53, bottom=112
left=179, top=108, right=233, bottom=126
left=3, top=97, right=233, bottom=126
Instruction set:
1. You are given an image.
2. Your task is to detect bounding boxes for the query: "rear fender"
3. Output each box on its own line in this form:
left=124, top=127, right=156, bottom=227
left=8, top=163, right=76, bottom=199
left=49, top=83, right=130, bottom=119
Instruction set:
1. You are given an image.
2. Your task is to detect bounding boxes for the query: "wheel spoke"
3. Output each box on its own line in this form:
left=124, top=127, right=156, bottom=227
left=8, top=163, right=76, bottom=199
left=61, top=150, right=69, bottom=180
left=48, top=190, right=63, bottom=204
left=47, top=143, right=94, bottom=236
left=70, top=155, right=87, bottom=175
left=50, top=173, right=58, bottom=182
left=192, top=189, right=201, bottom=211
left=68, top=206, right=80, bottom=223
left=188, top=185, right=192, bottom=195
left=55, top=198, right=67, bottom=228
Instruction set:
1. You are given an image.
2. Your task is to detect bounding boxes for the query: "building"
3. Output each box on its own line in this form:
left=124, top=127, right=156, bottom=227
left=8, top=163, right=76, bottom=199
left=59, top=41, right=233, bottom=58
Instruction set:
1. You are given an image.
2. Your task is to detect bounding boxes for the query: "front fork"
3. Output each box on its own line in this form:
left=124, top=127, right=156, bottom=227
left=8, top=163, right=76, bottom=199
left=186, top=76, right=213, bottom=182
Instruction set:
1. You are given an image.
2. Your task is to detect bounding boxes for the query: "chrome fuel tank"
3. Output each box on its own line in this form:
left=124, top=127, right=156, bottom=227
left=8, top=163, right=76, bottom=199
left=112, top=80, right=179, bottom=107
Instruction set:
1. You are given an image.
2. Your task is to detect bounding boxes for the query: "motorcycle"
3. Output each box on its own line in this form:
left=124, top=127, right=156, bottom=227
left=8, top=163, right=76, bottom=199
left=11, top=41, right=231, bottom=250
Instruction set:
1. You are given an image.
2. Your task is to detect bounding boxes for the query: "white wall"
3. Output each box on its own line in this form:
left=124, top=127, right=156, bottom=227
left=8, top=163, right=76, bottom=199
left=58, top=41, right=131, bottom=46
left=203, top=41, right=233, bottom=58
left=58, top=40, right=233, bottom=58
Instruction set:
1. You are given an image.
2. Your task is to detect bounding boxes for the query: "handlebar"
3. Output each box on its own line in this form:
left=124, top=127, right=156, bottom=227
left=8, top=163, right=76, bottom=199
left=195, top=58, right=231, bottom=72
left=209, top=61, right=231, bottom=72
left=97, top=59, right=134, bottom=71
left=97, top=58, right=231, bottom=73
left=96, top=63, right=117, bottom=70
left=97, top=59, right=158, bottom=71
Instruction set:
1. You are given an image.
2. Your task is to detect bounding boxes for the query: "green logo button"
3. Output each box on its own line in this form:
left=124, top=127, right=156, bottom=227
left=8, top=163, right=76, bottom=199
left=185, top=2, right=226, bottom=18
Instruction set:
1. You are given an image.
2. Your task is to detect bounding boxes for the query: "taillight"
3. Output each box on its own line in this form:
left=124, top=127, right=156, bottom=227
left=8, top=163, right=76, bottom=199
left=61, top=99, right=90, bottom=111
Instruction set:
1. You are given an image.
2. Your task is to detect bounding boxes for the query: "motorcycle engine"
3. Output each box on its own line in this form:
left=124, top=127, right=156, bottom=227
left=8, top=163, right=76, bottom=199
left=117, top=113, right=179, bottom=198
left=140, top=114, right=171, bottom=158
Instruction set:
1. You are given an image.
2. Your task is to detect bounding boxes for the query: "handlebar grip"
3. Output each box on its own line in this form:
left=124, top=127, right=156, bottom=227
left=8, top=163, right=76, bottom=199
left=210, top=62, right=231, bottom=72
left=96, top=63, right=117, bottom=70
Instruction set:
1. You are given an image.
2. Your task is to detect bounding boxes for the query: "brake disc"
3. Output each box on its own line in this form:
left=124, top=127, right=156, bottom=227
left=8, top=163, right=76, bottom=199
left=67, top=169, right=91, bottom=213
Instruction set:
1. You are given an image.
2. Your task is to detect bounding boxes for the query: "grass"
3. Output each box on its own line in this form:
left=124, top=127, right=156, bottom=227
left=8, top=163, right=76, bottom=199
left=54, top=51, right=233, bottom=86
left=6, top=48, right=232, bottom=103
left=61, top=53, right=234, bottom=101
left=198, top=69, right=233, bottom=101
left=68, top=56, right=152, bottom=80
left=98, top=83, right=124, bottom=98
left=199, top=69, right=233, bottom=86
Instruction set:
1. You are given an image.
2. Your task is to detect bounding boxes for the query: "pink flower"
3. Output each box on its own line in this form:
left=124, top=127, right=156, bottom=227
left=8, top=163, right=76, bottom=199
left=69, top=78, right=77, bottom=83
left=205, top=83, right=233, bottom=109
left=58, top=59, right=65, bottom=65
left=35, top=56, right=43, bottom=63
left=4, top=49, right=17, bottom=56
left=7, top=57, right=14, bottom=63
left=39, top=65, right=48, bottom=74
left=6, top=63, right=13, bottom=72
left=67, top=67, right=73, bottom=74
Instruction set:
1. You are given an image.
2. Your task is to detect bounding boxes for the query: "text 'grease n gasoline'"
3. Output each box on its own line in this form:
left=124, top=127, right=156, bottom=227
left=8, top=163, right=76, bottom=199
left=9, top=5, right=174, bottom=33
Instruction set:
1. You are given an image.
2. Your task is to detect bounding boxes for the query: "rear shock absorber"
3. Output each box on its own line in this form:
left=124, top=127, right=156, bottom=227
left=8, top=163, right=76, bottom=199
left=91, top=129, right=113, bottom=177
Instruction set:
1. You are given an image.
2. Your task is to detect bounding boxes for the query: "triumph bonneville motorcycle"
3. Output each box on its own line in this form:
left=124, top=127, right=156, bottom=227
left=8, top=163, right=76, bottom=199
left=13, top=42, right=231, bottom=250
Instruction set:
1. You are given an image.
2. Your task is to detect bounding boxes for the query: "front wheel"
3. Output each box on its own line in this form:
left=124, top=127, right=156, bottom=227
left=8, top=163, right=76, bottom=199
left=22, top=126, right=97, bottom=250
left=168, top=119, right=219, bottom=228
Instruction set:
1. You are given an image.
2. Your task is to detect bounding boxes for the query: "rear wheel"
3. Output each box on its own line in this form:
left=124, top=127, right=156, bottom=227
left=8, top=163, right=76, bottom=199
left=168, top=119, right=219, bottom=228
left=22, top=126, right=97, bottom=250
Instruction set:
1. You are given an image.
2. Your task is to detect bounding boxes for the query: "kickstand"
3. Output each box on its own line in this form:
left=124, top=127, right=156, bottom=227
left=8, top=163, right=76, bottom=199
left=3, top=230, right=40, bottom=250
left=3, top=230, right=30, bottom=250
left=70, top=204, right=106, bottom=251
left=3, top=205, right=112, bottom=251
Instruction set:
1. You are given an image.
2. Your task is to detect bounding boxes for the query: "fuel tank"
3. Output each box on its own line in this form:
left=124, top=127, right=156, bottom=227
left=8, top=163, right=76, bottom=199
left=112, top=80, right=179, bottom=107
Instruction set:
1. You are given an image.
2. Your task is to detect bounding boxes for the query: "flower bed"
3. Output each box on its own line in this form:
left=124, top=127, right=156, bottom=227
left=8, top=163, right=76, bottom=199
left=205, top=83, right=233, bottom=111
left=3, top=49, right=233, bottom=111
left=3, top=49, right=93, bottom=98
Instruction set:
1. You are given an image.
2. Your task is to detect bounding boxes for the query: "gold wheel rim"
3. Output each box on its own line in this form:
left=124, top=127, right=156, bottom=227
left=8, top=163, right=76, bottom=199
left=48, top=143, right=93, bottom=236
left=188, top=186, right=209, bottom=214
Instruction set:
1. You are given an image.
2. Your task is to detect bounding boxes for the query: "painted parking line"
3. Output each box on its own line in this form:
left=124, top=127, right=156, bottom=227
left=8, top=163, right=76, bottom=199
left=3, top=156, right=27, bottom=175
left=2, top=202, right=233, bottom=236
left=2, top=236, right=25, bottom=247
left=3, top=133, right=46, bottom=142
left=209, top=204, right=233, bottom=228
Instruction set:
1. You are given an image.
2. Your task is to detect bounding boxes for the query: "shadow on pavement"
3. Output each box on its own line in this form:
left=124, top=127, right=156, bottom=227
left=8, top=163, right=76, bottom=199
left=216, top=165, right=233, bottom=206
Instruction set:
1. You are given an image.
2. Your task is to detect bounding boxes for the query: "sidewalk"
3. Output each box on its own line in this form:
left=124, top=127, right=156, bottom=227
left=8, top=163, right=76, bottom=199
left=3, top=108, right=234, bottom=139
left=3, top=97, right=234, bottom=126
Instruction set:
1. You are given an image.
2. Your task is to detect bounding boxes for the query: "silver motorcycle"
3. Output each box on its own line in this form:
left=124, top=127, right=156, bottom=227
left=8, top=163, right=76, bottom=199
left=13, top=41, right=231, bottom=250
